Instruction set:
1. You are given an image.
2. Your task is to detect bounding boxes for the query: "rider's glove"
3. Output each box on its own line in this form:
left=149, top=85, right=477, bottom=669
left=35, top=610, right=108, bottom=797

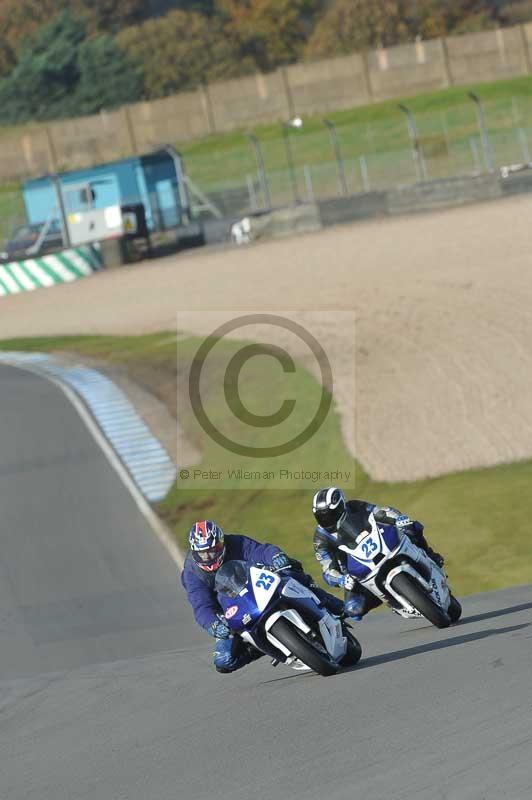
left=208, top=618, right=231, bottom=639
left=342, top=574, right=356, bottom=591
left=271, top=552, right=291, bottom=571
left=288, top=557, right=303, bottom=572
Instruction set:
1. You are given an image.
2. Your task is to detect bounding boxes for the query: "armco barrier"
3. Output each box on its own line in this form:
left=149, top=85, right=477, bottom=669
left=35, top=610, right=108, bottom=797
left=318, top=192, right=388, bottom=226
left=238, top=168, right=532, bottom=241
left=249, top=203, right=321, bottom=240
left=317, top=171, right=523, bottom=226
left=500, top=168, right=532, bottom=196
left=385, top=173, right=502, bottom=214
left=0, top=245, right=101, bottom=298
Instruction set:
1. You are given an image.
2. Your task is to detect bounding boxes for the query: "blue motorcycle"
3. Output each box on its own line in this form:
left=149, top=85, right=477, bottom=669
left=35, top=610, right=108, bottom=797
left=338, top=513, right=462, bottom=628
left=215, top=561, right=362, bottom=676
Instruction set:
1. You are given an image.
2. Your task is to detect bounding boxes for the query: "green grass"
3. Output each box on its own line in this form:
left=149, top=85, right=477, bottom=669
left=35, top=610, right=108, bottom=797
left=2, top=333, right=531, bottom=599
left=3, top=72, right=532, bottom=226
left=0, top=183, right=24, bottom=243
left=179, top=73, right=532, bottom=199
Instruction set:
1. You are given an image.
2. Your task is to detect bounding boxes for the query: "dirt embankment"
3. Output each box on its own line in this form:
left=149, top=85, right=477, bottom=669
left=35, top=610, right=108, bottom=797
left=3, top=193, right=532, bottom=481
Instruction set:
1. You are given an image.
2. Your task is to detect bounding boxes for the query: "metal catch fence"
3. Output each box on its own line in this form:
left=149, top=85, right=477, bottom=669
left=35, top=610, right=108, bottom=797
left=4, top=94, right=532, bottom=239
left=183, top=94, right=532, bottom=218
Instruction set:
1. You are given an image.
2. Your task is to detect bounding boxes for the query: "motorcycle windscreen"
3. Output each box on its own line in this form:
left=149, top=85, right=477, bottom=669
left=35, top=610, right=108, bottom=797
left=337, top=510, right=370, bottom=547
left=215, top=559, right=248, bottom=598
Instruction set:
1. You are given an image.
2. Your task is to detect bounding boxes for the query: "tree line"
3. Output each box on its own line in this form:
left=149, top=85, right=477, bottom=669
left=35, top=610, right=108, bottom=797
left=1, top=0, right=531, bottom=124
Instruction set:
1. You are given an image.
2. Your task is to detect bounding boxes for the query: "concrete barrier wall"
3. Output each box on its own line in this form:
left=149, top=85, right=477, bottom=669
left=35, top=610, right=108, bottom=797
left=386, top=173, right=503, bottom=214
left=445, top=26, right=530, bottom=85
left=367, top=39, right=450, bottom=100
left=207, top=71, right=291, bottom=131
left=48, top=109, right=133, bottom=171
left=243, top=169, right=532, bottom=243
left=0, top=128, right=53, bottom=181
left=318, top=192, right=388, bottom=225
left=522, top=23, right=532, bottom=68
left=285, top=54, right=371, bottom=116
left=1, top=24, right=532, bottom=181
left=131, top=91, right=213, bottom=152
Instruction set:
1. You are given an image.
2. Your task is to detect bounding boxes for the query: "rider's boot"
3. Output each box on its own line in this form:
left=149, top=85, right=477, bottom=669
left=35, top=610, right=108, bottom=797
left=344, top=586, right=382, bottom=620
left=408, top=530, right=444, bottom=568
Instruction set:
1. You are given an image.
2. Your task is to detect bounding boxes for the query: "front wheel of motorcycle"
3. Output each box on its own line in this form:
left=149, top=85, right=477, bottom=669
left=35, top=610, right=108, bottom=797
left=340, top=629, right=362, bottom=667
left=390, top=572, right=450, bottom=629
left=269, top=617, right=338, bottom=676
left=447, top=594, right=462, bottom=623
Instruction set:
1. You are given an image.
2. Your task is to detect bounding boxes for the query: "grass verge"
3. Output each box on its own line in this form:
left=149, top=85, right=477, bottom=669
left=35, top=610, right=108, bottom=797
left=1, top=332, right=530, bottom=598
left=0, top=183, right=24, bottom=243
left=180, top=73, right=532, bottom=191
left=3, top=73, right=532, bottom=230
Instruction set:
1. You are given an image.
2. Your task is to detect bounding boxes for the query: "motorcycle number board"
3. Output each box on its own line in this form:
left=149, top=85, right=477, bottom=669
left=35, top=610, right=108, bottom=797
left=250, top=567, right=281, bottom=612
left=352, top=531, right=383, bottom=563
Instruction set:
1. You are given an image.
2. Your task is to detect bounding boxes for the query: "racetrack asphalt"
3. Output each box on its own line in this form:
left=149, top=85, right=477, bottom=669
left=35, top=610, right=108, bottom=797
left=1, top=364, right=531, bottom=799
left=0, top=364, right=202, bottom=680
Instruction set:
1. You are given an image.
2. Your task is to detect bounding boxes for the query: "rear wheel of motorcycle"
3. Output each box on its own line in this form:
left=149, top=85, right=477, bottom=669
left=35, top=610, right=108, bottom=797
left=390, top=572, right=450, bottom=629
left=447, top=595, right=462, bottom=623
left=340, top=630, right=362, bottom=667
left=269, top=618, right=338, bottom=676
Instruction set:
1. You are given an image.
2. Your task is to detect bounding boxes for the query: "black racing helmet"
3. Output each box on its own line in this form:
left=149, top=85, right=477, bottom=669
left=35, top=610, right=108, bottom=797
left=312, top=487, right=347, bottom=533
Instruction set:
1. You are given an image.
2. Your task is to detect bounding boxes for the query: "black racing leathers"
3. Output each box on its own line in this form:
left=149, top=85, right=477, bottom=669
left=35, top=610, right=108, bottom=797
left=313, top=499, right=442, bottom=616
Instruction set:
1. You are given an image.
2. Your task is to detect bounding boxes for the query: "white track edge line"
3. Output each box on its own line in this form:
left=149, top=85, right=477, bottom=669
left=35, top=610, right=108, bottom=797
left=4, top=361, right=184, bottom=570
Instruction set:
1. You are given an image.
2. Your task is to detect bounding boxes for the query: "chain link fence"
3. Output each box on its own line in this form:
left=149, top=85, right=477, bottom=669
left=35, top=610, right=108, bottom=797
left=183, top=95, right=532, bottom=219
left=3, top=94, right=532, bottom=246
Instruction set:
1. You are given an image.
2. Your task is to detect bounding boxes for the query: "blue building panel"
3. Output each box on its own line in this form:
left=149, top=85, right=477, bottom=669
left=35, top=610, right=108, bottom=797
left=23, top=151, right=184, bottom=233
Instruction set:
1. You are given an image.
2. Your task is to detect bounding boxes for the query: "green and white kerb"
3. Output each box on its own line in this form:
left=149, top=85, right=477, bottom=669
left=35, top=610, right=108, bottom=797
left=0, top=245, right=102, bottom=297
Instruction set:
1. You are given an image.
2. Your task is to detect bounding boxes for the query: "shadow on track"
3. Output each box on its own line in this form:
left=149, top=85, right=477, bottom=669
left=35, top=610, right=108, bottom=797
left=251, top=622, right=529, bottom=684
left=259, top=672, right=317, bottom=686
left=457, top=601, right=532, bottom=626
left=343, top=622, right=529, bottom=673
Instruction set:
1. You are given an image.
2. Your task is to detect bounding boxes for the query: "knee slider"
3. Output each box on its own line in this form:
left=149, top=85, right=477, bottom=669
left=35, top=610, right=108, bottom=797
left=215, top=665, right=236, bottom=674
left=345, top=596, right=366, bottom=618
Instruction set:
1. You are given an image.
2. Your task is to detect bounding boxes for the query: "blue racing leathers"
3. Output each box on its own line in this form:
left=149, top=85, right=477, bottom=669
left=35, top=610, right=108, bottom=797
left=182, top=534, right=282, bottom=673
left=181, top=534, right=282, bottom=634
left=182, top=533, right=343, bottom=672
left=313, top=499, right=434, bottom=618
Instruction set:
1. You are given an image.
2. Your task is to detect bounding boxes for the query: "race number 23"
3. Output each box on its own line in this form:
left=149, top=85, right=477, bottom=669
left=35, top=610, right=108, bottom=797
left=256, top=573, right=275, bottom=590
left=362, top=537, right=378, bottom=558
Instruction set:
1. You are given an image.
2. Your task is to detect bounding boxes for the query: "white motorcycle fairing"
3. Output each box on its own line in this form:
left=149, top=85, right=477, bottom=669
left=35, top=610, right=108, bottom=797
left=340, top=528, right=451, bottom=619
left=256, top=577, right=347, bottom=662
left=264, top=609, right=311, bottom=657
left=281, top=577, right=346, bottom=661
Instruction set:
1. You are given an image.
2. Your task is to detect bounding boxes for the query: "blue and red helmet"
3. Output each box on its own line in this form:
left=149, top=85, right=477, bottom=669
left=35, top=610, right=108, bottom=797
left=189, top=520, right=226, bottom=572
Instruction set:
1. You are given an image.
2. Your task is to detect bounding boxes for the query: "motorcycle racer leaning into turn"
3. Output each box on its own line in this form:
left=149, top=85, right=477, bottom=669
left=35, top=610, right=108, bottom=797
left=312, top=488, right=444, bottom=620
left=181, top=520, right=345, bottom=673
